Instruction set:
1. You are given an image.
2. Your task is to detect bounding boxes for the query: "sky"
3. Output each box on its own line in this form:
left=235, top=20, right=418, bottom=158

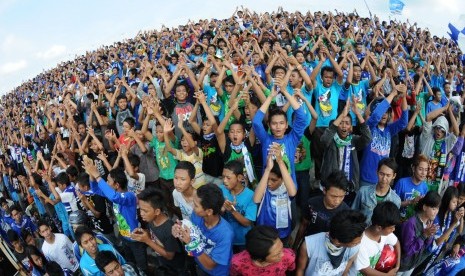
left=0, top=0, right=464, bottom=95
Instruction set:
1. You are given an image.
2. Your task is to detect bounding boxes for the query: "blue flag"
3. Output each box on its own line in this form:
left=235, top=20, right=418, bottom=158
left=389, top=0, right=405, bottom=15
left=448, top=23, right=463, bottom=45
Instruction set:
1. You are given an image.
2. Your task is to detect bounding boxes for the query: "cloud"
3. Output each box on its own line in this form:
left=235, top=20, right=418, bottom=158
left=0, top=60, right=27, bottom=74
left=36, top=45, right=67, bottom=59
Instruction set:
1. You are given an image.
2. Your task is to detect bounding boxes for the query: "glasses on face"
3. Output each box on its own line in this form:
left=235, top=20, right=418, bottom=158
left=105, top=263, right=121, bottom=275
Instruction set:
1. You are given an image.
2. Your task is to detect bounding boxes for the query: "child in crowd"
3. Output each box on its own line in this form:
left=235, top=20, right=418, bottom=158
left=132, top=188, right=187, bottom=275
left=172, top=183, right=234, bottom=276
left=230, top=225, right=296, bottom=276
left=221, top=160, right=257, bottom=252
left=164, top=118, right=206, bottom=188
left=172, top=161, right=197, bottom=220
left=254, top=143, right=297, bottom=245
left=296, top=209, right=366, bottom=275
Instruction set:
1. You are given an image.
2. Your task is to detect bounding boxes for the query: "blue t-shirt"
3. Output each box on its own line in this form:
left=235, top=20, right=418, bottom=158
left=91, top=179, right=138, bottom=241
left=394, top=177, right=428, bottom=219
left=360, top=99, right=408, bottom=184
left=80, top=244, right=125, bottom=276
left=256, top=185, right=292, bottom=239
left=346, top=80, right=370, bottom=125
left=313, top=76, right=343, bottom=127
left=190, top=213, right=233, bottom=276
left=10, top=215, right=37, bottom=236
left=253, top=106, right=307, bottom=186
left=220, top=185, right=257, bottom=245
left=426, top=101, right=443, bottom=115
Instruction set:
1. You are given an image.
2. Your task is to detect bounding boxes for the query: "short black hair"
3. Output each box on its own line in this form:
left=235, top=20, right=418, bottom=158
left=127, top=154, right=140, bottom=168
left=271, top=65, right=287, bottom=76
left=55, top=172, right=70, bottom=186
left=66, top=165, right=79, bottom=178
left=324, top=170, right=349, bottom=192
left=77, top=173, right=90, bottom=188
left=268, top=108, right=288, bottom=124
left=137, top=188, right=167, bottom=213
left=7, top=229, right=20, bottom=242
left=123, top=117, right=135, bottom=128
left=223, top=160, right=244, bottom=176
left=95, top=250, right=119, bottom=273
left=37, top=219, right=50, bottom=229
left=246, top=225, right=280, bottom=261
left=377, top=158, right=398, bottom=173
left=74, top=226, right=95, bottom=246
left=329, top=210, right=366, bottom=244
left=175, top=161, right=195, bottom=180
left=9, top=204, right=21, bottom=214
left=116, top=94, right=127, bottom=102
left=416, top=191, right=441, bottom=212
left=109, top=168, right=128, bottom=190
left=371, top=201, right=401, bottom=227
left=45, top=261, right=66, bottom=276
left=20, top=229, right=33, bottom=241
left=197, top=183, right=225, bottom=215
left=321, top=66, right=335, bottom=77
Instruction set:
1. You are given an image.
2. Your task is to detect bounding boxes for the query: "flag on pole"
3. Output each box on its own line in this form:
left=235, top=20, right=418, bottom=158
left=389, top=0, right=405, bottom=15
left=448, top=23, right=463, bottom=45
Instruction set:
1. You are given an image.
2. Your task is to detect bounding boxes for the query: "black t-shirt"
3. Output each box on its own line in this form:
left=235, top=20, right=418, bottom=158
left=86, top=194, right=113, bottom=234
left=14, top=249, right=32, bottom=271
left=302, top=195, right=350, bottom=236
left=200, top=130, right=223, bottom=177
left=148, top=219, right=186, bottom=272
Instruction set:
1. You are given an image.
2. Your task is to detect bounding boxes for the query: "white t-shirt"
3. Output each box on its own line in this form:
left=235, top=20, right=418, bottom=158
left=304, top=232, right=359, bottom=276
left=352, top=232, right=398, bottom=274
left=126, top=172, right=146, bottom=194
left=42, top=233, right=79, bottom=272
left=173, top=190, right=194, bottom=220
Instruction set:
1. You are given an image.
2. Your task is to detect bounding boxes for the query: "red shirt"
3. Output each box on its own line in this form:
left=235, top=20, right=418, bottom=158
left=230, top=248, right=296, bottom=276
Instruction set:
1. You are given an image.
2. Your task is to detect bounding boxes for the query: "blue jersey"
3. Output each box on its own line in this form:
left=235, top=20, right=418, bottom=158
left=190, top=213, right=234, bottom=276
left=220, top=185, right=257, bottom=245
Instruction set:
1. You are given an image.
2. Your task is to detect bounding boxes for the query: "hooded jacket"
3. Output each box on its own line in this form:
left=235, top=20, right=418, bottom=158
left=419, top=116, right=457, bottom=157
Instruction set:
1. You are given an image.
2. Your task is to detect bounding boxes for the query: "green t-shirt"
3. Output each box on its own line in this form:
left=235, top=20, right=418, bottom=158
left=295, top=135, right=313, bottom=171
left=149, top=136, right=178, bottom=180
left=219, top=91, right=245, bottom=130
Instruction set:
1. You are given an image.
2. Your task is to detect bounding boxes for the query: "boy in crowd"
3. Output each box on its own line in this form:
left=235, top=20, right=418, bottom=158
left=352, top=158, right=402, bottom=225
left=38, top=220, right=80, bottom=274
left=132, top=188, right=187, bottom=275
left=296, top=210, right=366, bottom=275
left=172, top=184, right=234, bottom=276
left=9, top=204, right=38, bottom=237
left=293, top=170, right=351, bottom=250
left=82, top=156, right=148, bottom=273
left=351, top=201, right=401, bottom=275
left=221, top=160, right=257, bottom=252
left=76, top=226, right=125, bottom=276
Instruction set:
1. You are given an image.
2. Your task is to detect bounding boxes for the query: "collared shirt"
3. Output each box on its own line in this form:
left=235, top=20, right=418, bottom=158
left=352, top=184, right=401, bottom=225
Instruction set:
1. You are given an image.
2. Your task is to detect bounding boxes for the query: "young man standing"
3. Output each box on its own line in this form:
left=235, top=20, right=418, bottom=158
left=253, top=75, right=308, bottom=184
left=172, top=184, right=234, bottom=276
left=75, top=226, right=125, bottom=276
left=320, top=100, right=371, bottom=190
left=352, top=158, right=402, bottom=225
left=296, top=210, right=366, bottom=275
left=293, top=170, right=351, bottom=250
left=38, top=220, right=79, bottom=274
left=82, top=156, right=148, bottom=273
